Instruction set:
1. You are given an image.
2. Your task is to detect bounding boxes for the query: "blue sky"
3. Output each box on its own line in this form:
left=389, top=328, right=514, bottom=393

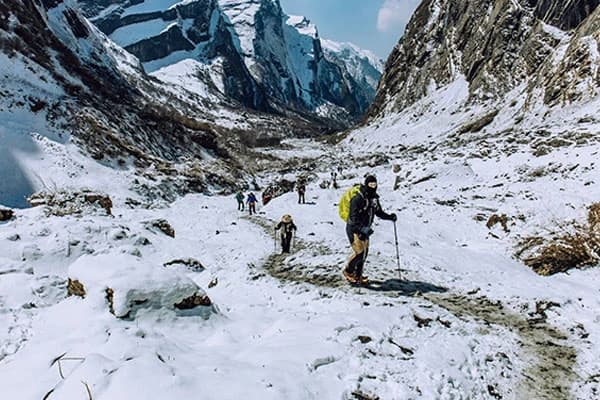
left=280, top=0, right=421, bottom=59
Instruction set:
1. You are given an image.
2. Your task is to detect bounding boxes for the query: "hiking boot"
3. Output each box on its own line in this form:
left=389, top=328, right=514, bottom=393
left=358, top=276, right=369, bottom=285
left=343, top=269, right=359, bottom=284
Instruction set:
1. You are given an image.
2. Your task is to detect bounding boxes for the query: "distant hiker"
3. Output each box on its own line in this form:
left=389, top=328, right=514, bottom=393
left=297, top=180, right=306, bottom=204
left=341, top=175, right=396, bottom=285
left=337, top=165, right=343, bottom=178
left=275, top=214, right=297, bottom=254
left=247, top=192, right=258, bottom=215
left=262, top=192, right=272, bottom=206
left=330, top=171, right=338, bottom=189
left=235, top=191, right=245, bottom=211
left=262, top=188, right=273, bottom=206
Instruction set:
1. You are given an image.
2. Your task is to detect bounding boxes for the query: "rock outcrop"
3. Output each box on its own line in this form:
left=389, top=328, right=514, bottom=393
left=368, top=0, right=600, bottom=119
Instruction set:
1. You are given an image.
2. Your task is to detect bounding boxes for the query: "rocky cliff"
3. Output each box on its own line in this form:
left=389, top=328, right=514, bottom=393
left=78, top=0, right=383, bottom=124
left=0, top=0, right=300, bottom=205
left=368, top=0, right=599, bottom=120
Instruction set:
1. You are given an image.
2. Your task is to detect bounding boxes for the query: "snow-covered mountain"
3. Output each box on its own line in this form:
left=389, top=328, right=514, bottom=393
left=321, top=38, right=384, bottom=101
left=4, top=1, right=600, bottom=399
left=0, top=0, right=345, bottom=208
left=368, top=0, right=600, bottom=121
left=78, top=0, right=383, bottom=124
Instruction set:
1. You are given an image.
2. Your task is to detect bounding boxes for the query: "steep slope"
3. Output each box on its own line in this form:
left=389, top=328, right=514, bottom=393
left=321, top=38, right=384, bottom=106
left=0, top=0, right=287, bottom=207
left=368, top=0, right=599, bottom=120
left=79, top=0, right=383, bottom=124
left=331, top=3, right=600, bottom=397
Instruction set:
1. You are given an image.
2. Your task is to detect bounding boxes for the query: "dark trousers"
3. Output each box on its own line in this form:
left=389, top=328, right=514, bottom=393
left=345, top=226, right=369, bottom=278
left=248, top=202, right=256, bottom=215
left=281, top=233, right=292, bottom=253
left=237, top=201, right=244, bottom=211
left=298, top=192, right=305, bottom=204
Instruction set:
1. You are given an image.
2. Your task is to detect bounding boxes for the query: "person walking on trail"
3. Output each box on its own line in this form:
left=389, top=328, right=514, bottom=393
left=275, top=214, right=297, bottom=254
left=246, top=192, right=258, bottom=215
left=235, top=191, right=245, bottom=211
left=330, top=171, right=338, bottom=189
left=297, top=180, right=306, bottom=204
left=343, top=175, right=396, bottom=285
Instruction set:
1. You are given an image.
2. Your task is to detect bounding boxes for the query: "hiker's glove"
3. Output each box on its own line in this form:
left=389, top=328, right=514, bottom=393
left=390, top=213, right=397, bottom=222
left=358, top=227, right=374, bottom=240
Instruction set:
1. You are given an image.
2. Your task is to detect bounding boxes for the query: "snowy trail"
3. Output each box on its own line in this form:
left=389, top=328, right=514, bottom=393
left=247, top=206, right=577, bottom=399
left=2, top=133, right=600, bottom=398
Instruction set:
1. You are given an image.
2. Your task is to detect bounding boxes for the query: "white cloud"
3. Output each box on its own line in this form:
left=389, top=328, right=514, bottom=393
left=376, top=0, right=420, bottom=33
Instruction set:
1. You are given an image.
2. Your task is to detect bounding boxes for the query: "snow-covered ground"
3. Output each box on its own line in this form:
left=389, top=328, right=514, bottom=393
left=2, top=125, right=600, bottom=398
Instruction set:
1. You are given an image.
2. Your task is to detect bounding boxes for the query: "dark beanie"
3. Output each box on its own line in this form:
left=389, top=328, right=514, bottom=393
left=364, top=175, right=377, bottom=185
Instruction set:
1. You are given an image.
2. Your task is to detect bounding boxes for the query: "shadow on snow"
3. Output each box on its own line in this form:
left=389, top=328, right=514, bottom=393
left=363, top=278, right=448, bottom=296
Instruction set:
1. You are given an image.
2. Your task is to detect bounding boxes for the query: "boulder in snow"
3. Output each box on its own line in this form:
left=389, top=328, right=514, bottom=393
left=143, top=219, right=175, bottom=238
left=68, top=254, right=212, bottom=318
left=0, top=209, right=14, bottom=221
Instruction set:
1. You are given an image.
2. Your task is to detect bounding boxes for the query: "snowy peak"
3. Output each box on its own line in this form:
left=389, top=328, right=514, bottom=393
left=321, top=39, right=384, bottom=72
left=0, top=0, right=260, bottom=206
left=321, top=39, right=384, bottom=98
left=286, top=15, right=318, bottom=37
left=79, top=0, right=383, bottom=125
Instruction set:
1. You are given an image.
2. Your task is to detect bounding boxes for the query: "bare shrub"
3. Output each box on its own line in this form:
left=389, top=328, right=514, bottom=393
left=487, top=214, right=509, bottom=232
left=67, top=279, right=86, bottom=297
left=516, top=203, right=600, bottom=275
left=588, top=203, right=600, bottom=230
left=28, top=190, right=112, bottom=216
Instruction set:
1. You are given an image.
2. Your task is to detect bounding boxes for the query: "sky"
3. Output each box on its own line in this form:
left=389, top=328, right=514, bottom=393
left=280, top=0, right=421, bottom=60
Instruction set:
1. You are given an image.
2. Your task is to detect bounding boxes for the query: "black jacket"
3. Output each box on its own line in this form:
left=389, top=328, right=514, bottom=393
left=276, top=221, right=297, bottom=236
left=347, top=185, right=394, bottom=234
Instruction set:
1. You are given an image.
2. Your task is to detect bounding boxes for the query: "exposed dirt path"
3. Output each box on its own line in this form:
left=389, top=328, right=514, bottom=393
left=246, top=214, right=578, bottom=400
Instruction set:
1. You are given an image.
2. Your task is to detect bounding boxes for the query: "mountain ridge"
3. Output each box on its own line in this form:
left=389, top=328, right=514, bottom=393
left=78, top=0, right=383, bottom=125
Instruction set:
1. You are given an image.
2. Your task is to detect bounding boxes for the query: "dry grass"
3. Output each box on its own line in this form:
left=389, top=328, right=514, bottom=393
left=516, top=203, right=600, bottom=275
left=28, top=190, right=112, bottom=216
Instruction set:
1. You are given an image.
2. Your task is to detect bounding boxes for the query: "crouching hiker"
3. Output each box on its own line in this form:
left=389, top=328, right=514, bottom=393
left=247, top=192, right=258, bottom=215
left=340, top=175, right=396, bottom=285
left=275, top=214, right=297, bottom=254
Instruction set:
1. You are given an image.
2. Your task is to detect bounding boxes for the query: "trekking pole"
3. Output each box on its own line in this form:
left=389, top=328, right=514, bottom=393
left=292, top=231, right=295, bottom=252
left=393, top=221, right=401, bottom=279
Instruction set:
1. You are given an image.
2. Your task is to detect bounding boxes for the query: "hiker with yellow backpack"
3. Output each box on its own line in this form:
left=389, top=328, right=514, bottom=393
left=338, top=175, right=397, bottom=285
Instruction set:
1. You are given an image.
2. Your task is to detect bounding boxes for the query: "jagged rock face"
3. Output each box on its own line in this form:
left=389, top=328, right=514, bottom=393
left=539, top=5, right=600, bottom=105
left=81, top=0, right=268, bottom=110
left=0, top=0, right=246, bottom=198
left=0, top=0, right=135, bottom=102
left=368, top=0, right=600, bottom=119
left=79, top=0, right=382, bottom=123
left=532, top=0, right=599, bottom=30
left=322, top=40, right=384, bottom=113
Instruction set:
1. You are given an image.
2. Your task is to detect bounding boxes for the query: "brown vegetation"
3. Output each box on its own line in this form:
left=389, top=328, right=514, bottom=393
left=67, top=279, right=86, bottom=297
left=28, top=190, right=112, bottom=216
left=174, top=293, right=212, bottom=309
left=516, top=203, right=600, bottom=275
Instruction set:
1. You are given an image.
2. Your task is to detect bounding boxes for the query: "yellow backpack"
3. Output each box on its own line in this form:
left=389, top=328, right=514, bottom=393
left=338, top=185, right=362, bottom=221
